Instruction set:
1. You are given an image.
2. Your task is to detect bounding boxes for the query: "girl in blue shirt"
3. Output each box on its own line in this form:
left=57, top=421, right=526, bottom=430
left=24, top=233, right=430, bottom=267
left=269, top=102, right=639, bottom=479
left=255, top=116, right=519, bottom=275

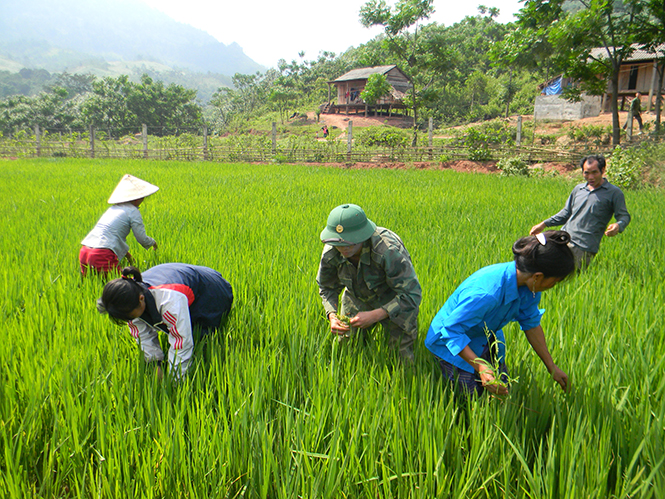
left=425, top=231, right=575, bottom=397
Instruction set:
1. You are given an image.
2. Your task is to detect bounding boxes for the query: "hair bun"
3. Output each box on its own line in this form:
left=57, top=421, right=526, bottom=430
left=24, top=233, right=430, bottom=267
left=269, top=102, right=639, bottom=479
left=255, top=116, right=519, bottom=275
left=543, top=230, right=571, bottom=245
left=120, top=266, right=143, bottom=282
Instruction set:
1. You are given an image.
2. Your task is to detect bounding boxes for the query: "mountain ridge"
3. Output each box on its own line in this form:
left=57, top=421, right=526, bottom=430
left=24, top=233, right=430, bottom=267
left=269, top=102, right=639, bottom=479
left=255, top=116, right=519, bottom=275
left=0, top=0, right=264, bottom=77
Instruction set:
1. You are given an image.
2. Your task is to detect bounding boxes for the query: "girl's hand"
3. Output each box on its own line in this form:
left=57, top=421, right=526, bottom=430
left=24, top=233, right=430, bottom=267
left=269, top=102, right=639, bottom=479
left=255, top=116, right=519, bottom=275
left=479, top=367, right=509, bottom=396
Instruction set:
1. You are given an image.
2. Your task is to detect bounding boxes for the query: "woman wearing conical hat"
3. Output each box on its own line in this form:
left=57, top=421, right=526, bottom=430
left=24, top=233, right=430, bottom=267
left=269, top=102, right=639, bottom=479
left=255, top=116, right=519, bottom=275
left=79, top=174, right=159, bottom=275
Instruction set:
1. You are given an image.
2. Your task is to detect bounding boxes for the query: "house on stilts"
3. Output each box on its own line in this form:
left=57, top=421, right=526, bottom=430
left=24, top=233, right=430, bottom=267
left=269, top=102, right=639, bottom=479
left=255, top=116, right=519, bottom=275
left=322, top=65, right=412, bottom=117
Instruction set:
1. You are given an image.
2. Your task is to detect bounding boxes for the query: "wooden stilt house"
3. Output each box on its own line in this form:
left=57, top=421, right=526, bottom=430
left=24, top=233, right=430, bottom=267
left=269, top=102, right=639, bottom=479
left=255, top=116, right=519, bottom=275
left=322, top=65, right=412, bottom=116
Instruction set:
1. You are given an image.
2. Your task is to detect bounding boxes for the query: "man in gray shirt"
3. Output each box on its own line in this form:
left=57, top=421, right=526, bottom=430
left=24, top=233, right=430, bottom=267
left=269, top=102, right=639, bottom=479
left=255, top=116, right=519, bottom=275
left=530, top=155, right=631, bottom=269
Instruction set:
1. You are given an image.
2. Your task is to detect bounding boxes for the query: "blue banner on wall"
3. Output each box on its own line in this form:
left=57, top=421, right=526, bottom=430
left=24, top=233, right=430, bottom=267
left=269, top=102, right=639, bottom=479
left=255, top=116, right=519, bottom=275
left=544, top=76, right=562, bottom=95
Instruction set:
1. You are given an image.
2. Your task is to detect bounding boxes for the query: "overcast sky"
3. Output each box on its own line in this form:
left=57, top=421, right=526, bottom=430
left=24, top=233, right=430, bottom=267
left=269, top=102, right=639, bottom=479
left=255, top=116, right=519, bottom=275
left=140, top=0, right=524, bottom=68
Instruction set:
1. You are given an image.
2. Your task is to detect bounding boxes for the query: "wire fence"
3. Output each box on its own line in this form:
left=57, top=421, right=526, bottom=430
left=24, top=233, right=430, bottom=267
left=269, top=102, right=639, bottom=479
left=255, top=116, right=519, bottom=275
left=0, top=124, right=614, bottom=165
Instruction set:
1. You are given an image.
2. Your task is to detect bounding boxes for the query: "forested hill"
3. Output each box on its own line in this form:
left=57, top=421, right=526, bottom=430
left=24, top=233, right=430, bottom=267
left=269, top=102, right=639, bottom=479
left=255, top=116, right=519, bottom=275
left=0, top=0, right=264, bottom=76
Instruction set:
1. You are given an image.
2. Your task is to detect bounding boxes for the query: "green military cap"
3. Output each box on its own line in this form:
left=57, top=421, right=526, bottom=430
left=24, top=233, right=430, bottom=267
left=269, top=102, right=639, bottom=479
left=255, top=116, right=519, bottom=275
left=320, top=204, right=377, bottom=246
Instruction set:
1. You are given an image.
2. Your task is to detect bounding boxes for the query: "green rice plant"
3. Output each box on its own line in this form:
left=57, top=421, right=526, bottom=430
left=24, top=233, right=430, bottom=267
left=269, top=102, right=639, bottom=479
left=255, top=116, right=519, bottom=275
left=473, top=328, right=520, bottom=397
left=0, top=158, right=663, bottom=498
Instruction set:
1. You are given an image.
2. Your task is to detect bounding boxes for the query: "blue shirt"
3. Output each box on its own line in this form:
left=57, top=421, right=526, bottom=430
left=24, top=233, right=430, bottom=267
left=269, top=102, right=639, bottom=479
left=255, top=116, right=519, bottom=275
left=424, top=262, right=543, bottom=373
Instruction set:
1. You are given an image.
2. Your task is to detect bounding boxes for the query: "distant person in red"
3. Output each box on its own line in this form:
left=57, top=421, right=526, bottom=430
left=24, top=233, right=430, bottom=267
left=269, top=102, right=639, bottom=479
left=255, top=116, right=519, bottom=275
left=79, top=174, right=159, bottom=276
left=322, top=125, right=329, bottom=138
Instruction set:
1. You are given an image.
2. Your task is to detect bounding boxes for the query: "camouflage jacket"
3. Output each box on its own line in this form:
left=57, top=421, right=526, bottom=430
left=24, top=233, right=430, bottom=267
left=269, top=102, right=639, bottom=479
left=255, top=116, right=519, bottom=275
left=316, top=227, right=422, bottom=328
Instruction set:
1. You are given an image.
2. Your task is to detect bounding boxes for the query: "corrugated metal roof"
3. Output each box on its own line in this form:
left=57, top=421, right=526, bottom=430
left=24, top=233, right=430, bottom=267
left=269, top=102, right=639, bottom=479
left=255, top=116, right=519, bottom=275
left=331, top=65, right=398, bottom=82
left=590, top=43, right=665, bottom=62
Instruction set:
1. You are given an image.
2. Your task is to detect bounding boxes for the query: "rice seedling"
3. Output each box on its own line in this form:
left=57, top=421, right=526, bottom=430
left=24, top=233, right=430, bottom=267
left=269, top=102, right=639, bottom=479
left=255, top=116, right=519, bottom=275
left=0, top=158, right=663, bottom=498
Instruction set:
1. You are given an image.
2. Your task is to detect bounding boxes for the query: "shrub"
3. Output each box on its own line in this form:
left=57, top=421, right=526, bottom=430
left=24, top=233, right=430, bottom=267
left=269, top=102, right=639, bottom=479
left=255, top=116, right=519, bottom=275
left=497, top=155, right=530, bottom=177
left=461, top=121, right=514, bottom=161
left=566, top=124, right=610, bottom=145
left=357, top=126, right=410, bottom=148
left=607, top=145, right=645, bottom=189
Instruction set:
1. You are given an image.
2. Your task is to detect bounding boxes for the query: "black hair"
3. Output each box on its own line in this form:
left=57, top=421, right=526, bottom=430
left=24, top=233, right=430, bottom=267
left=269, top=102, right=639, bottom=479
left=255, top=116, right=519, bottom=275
left=99, top=267, right=145, bottom=322
left=580, top=155, right=606, bottom=172
left=513, top=230, right=575, bottom=278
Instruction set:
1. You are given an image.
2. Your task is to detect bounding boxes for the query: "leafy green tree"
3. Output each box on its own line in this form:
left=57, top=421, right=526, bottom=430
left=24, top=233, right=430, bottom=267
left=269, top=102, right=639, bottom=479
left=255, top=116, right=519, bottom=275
left=81, top=75, right=135, bottom=134
left=628, top=0, right=665, bottom=136
left=360, top=0, right=436, bottom=145
left=81, top=74, right=202, bottom=136
left=126, top=75, right=202, bottom=135
left=360, top=73, right=393, bottom=114
left=491, top=0, right=565, bottom=81
left=49, top=72, right=95, bottom=98
left=0, top=87, right=84, bottom=135
left=209, top=70, right=278, bottom=131
left=519, top=0, right=641, bottom=145
left=269, top=87, right=297, bottom=124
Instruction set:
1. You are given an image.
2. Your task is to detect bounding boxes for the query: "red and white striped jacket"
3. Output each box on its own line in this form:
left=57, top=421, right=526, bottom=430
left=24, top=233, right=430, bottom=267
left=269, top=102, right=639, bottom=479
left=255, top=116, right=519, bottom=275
left=127, top=286, right=194, bottom=379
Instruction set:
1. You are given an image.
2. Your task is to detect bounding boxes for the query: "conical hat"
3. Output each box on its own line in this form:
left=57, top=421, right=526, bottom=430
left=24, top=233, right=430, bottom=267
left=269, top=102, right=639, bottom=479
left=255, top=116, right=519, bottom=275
left=107, top=174, right=159, bottom=204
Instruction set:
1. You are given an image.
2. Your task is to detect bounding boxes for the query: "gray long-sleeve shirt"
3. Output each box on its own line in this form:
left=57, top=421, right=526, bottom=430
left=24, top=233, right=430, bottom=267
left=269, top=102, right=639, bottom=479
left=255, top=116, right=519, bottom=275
left=81, top=203, right=155, bottom=260
left=545, top=179, right=631, bottom=254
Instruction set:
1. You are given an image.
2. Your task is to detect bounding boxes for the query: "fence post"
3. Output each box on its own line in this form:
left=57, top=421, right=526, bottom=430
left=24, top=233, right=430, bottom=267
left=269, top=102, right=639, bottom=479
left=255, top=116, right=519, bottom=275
left=516, top=115, right=522, bottom=146
left=347, top=121, right=353, bottom=161
left=272, top=122, right=277, bottom=155
left=648, top=60, right=657, bottom=112
left=142, top=124, right=148, bottom=159
left=626, top=108, right=634, bottom=141
left=34, top=125, right=41, bottom=158
left=203, top=125, right=208, bottom=161
left=89, top=125, right=95, bottom=159
left=428, top=117, right=433, bottom=160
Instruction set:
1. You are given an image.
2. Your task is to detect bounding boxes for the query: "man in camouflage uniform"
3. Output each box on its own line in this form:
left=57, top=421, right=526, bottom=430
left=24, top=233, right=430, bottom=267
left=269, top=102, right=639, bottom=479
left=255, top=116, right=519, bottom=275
left=623, top=92, right=644, bottom=133
left=316, top=204, right=422, bottom=360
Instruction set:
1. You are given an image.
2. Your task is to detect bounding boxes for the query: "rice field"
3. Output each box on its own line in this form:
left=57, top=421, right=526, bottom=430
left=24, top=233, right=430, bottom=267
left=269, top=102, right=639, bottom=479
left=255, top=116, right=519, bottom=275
left=1, top=158, right=663, bottom=498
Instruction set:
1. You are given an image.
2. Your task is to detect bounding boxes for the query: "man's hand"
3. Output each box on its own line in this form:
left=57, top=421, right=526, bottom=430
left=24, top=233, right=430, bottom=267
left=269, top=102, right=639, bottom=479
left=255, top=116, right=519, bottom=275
left=605, top=223, right=620, bottom=237
left=328, top=313, right=350, bottom=336
left=530, top=222, right=547, bottom=236
left=126, top=252, right=135, bottom=265
left=550, top=365, right=570, bottom=392
left=349, top=308, right=388, bottom=329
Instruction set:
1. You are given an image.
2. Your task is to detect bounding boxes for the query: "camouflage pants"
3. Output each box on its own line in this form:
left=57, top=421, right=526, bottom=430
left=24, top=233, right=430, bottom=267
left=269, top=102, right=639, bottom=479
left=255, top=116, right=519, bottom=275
left=339, top=289, right=417, bottom=361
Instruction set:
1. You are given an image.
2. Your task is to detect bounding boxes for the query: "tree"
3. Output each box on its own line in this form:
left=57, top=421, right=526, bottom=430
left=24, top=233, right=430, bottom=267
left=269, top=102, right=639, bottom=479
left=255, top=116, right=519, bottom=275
left=515, top=0, right=641, bottom=145
left=81, top=75, right=135, bottom=133
left=491, top=0, right=565, bottom=81
left=360, top=73, right=393, bottom=114
left=82, top=74, right=202, bottom=136
left=628, top=0, right=665, bottom=136
left=269, top=87, right=297, bottom=124
left=360, top=0, right=435, bottom=145
left=126, top=75, right=202, bottom=135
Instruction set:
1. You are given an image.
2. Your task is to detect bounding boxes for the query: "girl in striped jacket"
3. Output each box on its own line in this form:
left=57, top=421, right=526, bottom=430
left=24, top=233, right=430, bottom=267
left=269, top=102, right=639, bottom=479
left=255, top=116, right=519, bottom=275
left=97, top=264, right=233, bottom=379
